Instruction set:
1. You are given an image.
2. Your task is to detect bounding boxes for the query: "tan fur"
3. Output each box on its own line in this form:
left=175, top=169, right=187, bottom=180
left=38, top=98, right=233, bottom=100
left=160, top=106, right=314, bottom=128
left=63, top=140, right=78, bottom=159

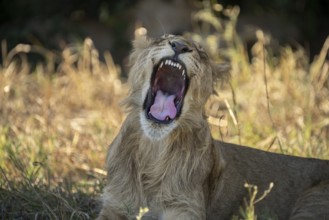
left=97, top=35, right=329, bottom=220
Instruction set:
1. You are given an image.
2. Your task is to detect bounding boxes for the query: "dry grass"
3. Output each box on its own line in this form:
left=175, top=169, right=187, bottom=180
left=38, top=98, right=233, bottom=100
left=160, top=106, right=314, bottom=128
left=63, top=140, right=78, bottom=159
left=0, top=3, right=329, bottom=220
left=0, top=38, right=126, bottom=219
left=196, top=4, right=329, bottom=159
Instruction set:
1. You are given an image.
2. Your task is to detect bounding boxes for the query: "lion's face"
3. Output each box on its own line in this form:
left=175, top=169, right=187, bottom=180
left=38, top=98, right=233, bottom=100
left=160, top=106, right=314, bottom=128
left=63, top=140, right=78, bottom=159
left=127, top=35, right=223, bottom=139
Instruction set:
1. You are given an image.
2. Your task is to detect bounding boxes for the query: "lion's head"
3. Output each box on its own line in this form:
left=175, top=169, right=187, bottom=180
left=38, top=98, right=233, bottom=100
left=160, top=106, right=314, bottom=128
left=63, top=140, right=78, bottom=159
left=125, top=34, right=229, bottom=139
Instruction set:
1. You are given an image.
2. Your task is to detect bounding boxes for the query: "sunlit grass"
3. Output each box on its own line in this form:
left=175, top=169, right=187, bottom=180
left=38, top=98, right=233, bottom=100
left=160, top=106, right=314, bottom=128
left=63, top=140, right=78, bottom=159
left=0, top=3, right=328, bottom=219
left=195, top=5, right=329, bottom=159
left=0, top=38, right=126, bottom=219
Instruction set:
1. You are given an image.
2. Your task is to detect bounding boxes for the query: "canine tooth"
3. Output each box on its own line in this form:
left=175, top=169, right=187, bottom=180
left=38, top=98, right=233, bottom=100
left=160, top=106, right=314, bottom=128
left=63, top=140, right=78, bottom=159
left=182, top=70, right=185, bottom=76
left=160, top=61, right=164, bottom=68
left=165, top=116, right=170, bottom=121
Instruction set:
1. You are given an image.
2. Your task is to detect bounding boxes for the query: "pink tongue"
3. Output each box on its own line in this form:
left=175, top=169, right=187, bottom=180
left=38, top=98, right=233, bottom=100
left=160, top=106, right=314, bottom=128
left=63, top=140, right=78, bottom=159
left=150, top=90, right=177, bottom=121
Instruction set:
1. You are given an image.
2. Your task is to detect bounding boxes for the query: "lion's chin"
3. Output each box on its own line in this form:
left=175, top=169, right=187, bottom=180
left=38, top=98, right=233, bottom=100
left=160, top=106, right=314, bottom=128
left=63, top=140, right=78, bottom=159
left=140, top=112, right=177, bottom=140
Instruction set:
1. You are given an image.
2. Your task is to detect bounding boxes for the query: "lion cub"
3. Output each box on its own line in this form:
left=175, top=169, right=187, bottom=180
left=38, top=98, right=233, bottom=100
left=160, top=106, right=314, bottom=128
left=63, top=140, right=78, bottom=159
left=97, top=35, right=329, bottom=220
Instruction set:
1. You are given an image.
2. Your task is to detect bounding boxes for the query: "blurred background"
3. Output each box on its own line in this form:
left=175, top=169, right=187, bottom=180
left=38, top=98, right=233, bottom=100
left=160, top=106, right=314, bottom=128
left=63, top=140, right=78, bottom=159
left=1, top=0, right=328, bottom=67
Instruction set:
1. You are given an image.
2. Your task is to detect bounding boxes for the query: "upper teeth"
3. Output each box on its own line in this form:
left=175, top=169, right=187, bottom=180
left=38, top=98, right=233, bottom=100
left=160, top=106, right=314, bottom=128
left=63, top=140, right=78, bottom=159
left=161, top=60, right=183, bottom=71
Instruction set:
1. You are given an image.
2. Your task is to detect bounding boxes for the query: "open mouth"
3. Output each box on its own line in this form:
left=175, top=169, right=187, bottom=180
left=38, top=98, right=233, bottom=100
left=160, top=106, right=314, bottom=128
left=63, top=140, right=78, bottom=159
left=143, top=58, right=189, bottom=124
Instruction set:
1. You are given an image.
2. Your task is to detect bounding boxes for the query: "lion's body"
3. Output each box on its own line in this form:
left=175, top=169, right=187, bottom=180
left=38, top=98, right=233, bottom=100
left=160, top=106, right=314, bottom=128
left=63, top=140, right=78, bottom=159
left=97, top=35, right=329, bottom=220
left=210, top=142, right=329, bottom=219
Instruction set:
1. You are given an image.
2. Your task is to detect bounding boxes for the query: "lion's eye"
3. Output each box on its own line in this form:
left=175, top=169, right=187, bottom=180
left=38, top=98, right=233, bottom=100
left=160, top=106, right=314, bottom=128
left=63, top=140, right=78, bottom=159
left=181, top=47, right=190, bottom=53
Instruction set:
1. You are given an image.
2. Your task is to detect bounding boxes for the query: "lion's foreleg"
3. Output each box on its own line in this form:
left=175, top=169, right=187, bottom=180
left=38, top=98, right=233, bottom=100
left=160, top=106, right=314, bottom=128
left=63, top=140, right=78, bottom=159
left=97, top=189, right=139, bottom=220
left=161, top=208, right=205, bottom=220
left=98, top=116, right=142, bottom=219
left=160, top=190, right=207, bottom=220
left=96, top=208, right=126, bottom=220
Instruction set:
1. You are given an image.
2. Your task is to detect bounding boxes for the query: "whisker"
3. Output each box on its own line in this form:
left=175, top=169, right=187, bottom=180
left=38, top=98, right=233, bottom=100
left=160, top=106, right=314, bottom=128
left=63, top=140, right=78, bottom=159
left=156, top=18, right=167, bottom=36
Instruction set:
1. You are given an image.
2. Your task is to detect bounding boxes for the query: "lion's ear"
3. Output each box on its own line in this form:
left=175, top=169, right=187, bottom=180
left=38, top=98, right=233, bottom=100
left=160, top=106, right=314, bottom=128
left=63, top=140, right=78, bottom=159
left=132, top=36, right=153, bottom=50
left=128, top=36, right=153, bottom=67
left=212, top=62, right=231, bottom=84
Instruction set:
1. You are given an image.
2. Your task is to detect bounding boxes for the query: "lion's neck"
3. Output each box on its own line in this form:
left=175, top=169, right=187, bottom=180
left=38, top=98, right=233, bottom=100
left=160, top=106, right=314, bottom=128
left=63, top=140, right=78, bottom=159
left=135, top=116, right=213, bottom=166
left=123, top=112, right=214, bottom=161
left=133, top=116, right=214, bottom=198
left=106, top=113, right=218, bottom=211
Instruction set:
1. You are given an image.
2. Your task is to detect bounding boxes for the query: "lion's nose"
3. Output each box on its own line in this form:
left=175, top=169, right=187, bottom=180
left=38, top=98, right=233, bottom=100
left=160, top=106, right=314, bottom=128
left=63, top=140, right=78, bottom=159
left=170, top=41, right=192, bottom=55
